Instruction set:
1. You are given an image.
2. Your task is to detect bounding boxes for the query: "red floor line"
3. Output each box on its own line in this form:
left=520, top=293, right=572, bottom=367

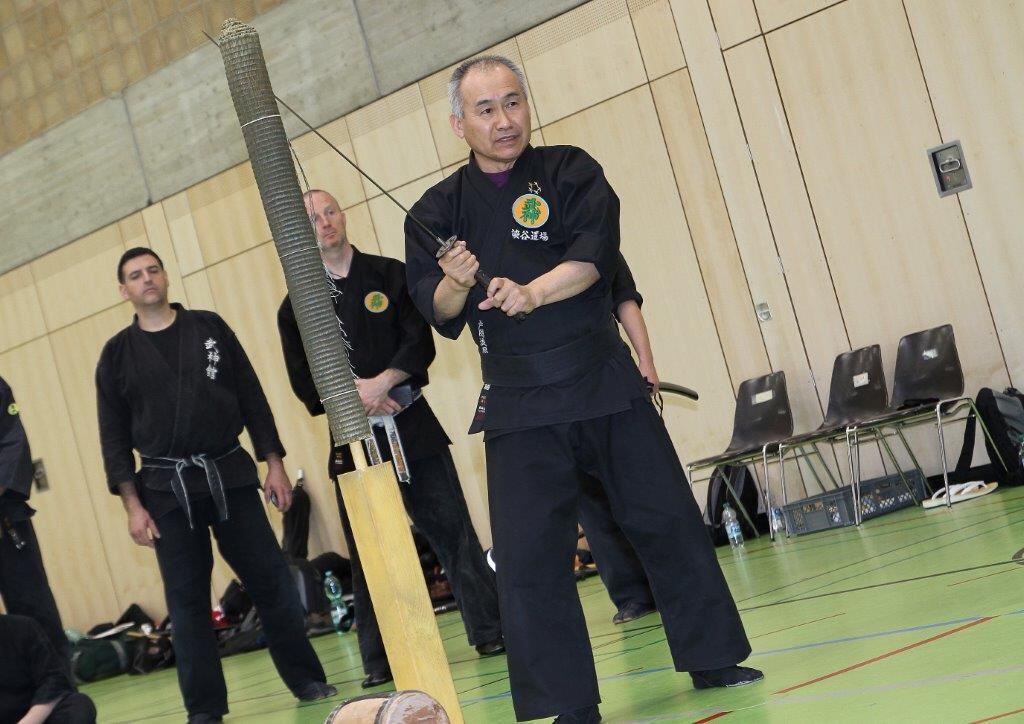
left=693, top=712, right=732, bottom=723
left=773, top=617, right=994, bottom=695
left=970, top=706, right=1024, bottom=723
left=948, top=568, right=1016, bottom=587
left=751, top=612, right=845, bottom=639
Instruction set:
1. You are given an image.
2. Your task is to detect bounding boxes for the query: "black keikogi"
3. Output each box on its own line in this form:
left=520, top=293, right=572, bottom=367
left=96, top=304, right=284, bottom=520
left=277, top=246, right=449, bottom=471
left=276, top=247, right=501, bottom=682
left=405, top=144, right=752, bottom=721
left=405, top=144, right=647, bottom=434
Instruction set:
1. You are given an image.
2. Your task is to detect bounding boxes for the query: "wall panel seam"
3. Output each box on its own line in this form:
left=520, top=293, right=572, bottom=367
left=751, top=8, right=854, bottom=353
left=899, top=0, right=1012, bottom=386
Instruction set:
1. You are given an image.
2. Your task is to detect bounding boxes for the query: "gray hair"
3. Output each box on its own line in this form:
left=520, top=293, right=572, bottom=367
left=447, top=55, right=528, bottom=119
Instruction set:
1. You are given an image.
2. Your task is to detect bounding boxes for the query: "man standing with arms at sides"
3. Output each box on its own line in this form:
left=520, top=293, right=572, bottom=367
left=277, top=189, right=504, bottom=689
left=0, top=375, right=73, bottom=675
left=404, top=56, right=762, bottom=723
left=96, top=248, right=335, bottom=724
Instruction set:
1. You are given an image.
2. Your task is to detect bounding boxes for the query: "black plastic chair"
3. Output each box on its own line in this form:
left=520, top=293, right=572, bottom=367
left=853, top=325, right=1009, bottom=514
left=775, top=345, right=924, bottom=530
left=687, top=372, right=794, bottom=539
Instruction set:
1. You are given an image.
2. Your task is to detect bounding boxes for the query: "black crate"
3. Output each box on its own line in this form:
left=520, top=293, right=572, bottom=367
left=782, top=470, right=928, bottom=536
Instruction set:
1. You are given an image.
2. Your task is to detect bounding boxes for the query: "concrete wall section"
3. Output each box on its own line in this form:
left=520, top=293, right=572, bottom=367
left=0, top=99, right=148, bottom=274
left=0, top=0, right=583, bottom=275
left=125, top=0, right=379, bottom=203
left=356, top=0, right=587, bottom=94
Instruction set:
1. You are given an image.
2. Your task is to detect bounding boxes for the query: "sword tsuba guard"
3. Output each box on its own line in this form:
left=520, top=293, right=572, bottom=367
left=435, top=235, right=458, bottom=259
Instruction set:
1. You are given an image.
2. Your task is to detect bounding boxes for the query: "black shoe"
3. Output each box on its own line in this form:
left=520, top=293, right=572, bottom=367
left=187, top=715, right=223, bottom=724
left=295, top=680, right=338, bottom=701
left=690, top=665, right=764, bottom=689
left=612, top=600, right=657, bottom=625
left=553, top=705, right=602, bottom=723
left=361, top=670, right=393, bottom=689
left=475, top=636, right=506, bottom=656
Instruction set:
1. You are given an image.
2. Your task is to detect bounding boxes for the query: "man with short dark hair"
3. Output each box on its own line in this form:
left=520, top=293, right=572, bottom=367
left=405, top=56, right=762, bottom=723
left=96, top=247, right=335, bottom=723
left=278, top=189, right=503, bottom=689
left=0, top=375, right=71, bottom=676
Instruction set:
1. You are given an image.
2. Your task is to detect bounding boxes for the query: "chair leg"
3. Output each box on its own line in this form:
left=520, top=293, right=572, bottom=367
left=764, top=445, right=778, bottom=540
left=969, top=401, right=1011, bottom=473
left=893, top=427, right=928, bottom=482
left=811, top=442, right=841, bottom=489
left=935, top=403, right=954, bottom=509
left=722, top=467, right=759, bottom=539
left=875, top=429, right=920, bottom=504
left=847, top=426, right=863, bottom=526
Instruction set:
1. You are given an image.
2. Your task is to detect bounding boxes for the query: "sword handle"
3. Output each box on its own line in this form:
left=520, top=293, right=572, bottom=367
left=474, top=269, right=528, bottom=322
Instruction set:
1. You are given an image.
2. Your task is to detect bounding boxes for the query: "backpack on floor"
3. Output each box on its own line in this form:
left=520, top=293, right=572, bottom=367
left=72, top=624, right=136, bottom=683
left=954, top=388, right=1024, bottom=487
left=703, top=464, right=769, bottom=546
left=128, top=631, right=175, bottom=675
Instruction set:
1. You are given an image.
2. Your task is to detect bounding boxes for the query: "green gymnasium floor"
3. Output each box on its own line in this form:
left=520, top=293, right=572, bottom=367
left=85, top=486, right=1024, bottom=723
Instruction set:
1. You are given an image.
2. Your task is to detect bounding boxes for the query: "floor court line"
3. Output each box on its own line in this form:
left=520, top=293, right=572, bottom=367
left=740, top=560, right=1011, bottom=611
left=737, top=503, right=1024, bottom=603
left=948, top=567, right=1019, bottom=587
left=970, top=707, right=1024, bottom=723
left=756, top=511, right=1024, bottom=607
left=772, top=616, right=994, bottom=695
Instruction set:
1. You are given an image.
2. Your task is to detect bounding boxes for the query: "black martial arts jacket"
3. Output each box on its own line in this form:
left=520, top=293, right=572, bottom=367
left=0, top=614, right=76, bottom=723
left=96, top=304, right=284, bottom=518
left=277, top=248, right=449, bottom=473
left=404, top=145, right=648, bottom=436
left=0, top=376, right=35, bottom=522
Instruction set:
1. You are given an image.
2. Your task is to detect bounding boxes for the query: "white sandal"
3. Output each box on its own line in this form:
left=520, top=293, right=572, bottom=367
left=922, top=481, right=999, bottom=509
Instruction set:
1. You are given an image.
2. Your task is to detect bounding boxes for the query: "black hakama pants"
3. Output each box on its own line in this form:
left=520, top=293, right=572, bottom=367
left=486, top=396, right=751, bottom=721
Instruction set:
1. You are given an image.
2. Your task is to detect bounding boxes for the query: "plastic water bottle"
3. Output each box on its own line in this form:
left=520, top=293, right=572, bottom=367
left=722, top=503, right=744, bottom=548
left=323, top=571, right=349, bottom=633
left=769, top=506, right=784, bottom=535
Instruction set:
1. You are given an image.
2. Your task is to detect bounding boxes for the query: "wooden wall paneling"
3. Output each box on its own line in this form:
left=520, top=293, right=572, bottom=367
left=708, top=0, right=760, bottom=50
left=754, top=0, right=842, bottom=33
left=366, top=173, right=494, bottom=539
left=186, top=162, right=272, bottom=267
left=0, top=338, right=120, bottom=630
left=650, top=70, right=769, bottom=393
left=627, top=0, right=686, bottom=81
left=518, top=0, right=648, bottom=126
left=0, top=266, right=46, bottom=353
left=725, top=40, right=849, bottom=411
left=419, top=40, right=540, bottom=170
left=49, top=303, right=168, bottom=618
left=671, top=0, right=823, bottom=432
left=767, top=0, right=1008, bottom=471
left=181, top=271, right=217, bottom=313
left=203, top=244, right=347, bottom=560
left=139, top=204, right=186, bottom=298
left=162, top=192, right=205, bottom=276
left=291, top=116, right=367, bottom=211
left=347, top=86, right=441, bottom=201
left=543, top=87, right=737, bottom=462
left=906, top=0, right=1024, bottom=386
left=30, top=223, right=126, bottom=332
left=367, top=174, right=444, bottom=262
left=342, top=202, right=383, bottom=258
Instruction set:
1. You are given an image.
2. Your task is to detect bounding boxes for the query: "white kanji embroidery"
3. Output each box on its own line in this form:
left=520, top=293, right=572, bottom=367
left=204, top=338, right=221, bottom=380
left=539, top=232, right=549, bottom=241
left=511, top=229, right=521, bottom=239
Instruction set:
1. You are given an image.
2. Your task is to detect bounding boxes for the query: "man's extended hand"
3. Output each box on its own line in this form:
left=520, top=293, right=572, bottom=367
left=356, top=375, right=403, bottom=417
left=264, top=455, right=293, bottom=513
left=127, top=505, right=160, bottom=547
left=479, top=277, right=540, bottom=317
left=438, top=240, right=479, bottom=289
